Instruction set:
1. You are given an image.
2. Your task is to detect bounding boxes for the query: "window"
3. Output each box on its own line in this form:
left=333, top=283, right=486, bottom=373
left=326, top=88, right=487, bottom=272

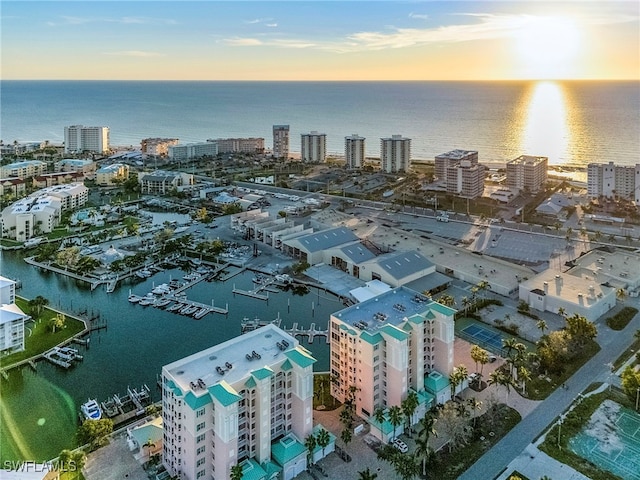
left=196, top=408, right=205, bottom=418
left=196, top=422, right=205, bottom=432
left=196, top=446, right=205, bottom=455
left=374, top=344, right=380, bottom=350
left=196, top=434, right=205, bottom=443
left=196, top=469, right=206, bottom=479
left=196, top=458, right=206, bottom=467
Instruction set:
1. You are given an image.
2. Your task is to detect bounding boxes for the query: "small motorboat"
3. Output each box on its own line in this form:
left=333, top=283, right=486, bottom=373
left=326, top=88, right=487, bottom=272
left=81, top=399, right=102, bottom=421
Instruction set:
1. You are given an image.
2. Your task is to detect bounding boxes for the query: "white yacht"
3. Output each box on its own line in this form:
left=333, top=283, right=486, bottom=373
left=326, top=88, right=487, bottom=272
left=80, top=399, right=102, bottom=421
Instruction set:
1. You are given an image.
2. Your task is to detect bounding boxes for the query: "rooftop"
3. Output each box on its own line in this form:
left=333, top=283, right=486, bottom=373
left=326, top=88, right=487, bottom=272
left=332, top=286, right=455, bottom=334
left=365, top=250, right=434, bottom=280
left=508, top=155, right=548, bottom=166
left=337, top=242, right=377, bottom=263
left=520, top=270, right=614, bottom=306
left=435, top=149, right=478, bottom=160
left=293, top=227, right=358, bottom=253
left=569, top=249, right=640, bottom=288
left=163, top=324, right=312, bottom=394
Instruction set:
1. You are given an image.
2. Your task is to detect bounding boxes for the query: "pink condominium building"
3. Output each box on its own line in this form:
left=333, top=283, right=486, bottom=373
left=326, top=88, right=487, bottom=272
left=162, top=324, right=316, bottom=480
left=330, top=287, right=455, bottom=430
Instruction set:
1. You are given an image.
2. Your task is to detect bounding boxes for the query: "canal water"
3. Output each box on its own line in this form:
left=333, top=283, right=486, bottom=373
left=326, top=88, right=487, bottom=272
left=0, top=249, right=339, bottom=462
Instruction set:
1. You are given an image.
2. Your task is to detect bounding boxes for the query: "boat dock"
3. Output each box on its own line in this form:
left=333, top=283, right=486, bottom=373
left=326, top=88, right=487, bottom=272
left=283, top=322, right=330, bottom=344
left=43, top=346, right=84, bottom=369
left=219, top=266, right=246, bottom=281
left=96, top=385, right=152, bottom=426
left=241, top=316, right=282, bottom=333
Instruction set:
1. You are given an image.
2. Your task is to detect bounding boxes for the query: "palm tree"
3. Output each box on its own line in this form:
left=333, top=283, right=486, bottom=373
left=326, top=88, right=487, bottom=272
left=415, top=412, right=437, bottom=477
left=557, top=306, right=567, bottom=318
left=304, top=433, right=317, bottom=465
left=616, top=288, right=627, bottom=303
left=536, top=319, right=548, bottom=335
left=358, top=468, right=378, bottom=480
left=467, top=397, right=483, bottom=426
left=341, top=428, right=353, bottom=449
left=142, top=438, right=156, bottom=460
left=401, top=391, right=419, bottom=435
left=388, top=405, right=404, bottom=440
left=316, top=428, right=331, bottom=458
left=502, top=337, right=518, bottom=358
left=461, top=296, right=471, bottom=316
left=373, top=406, right=386, bottom=426
left=230, top=463, right=244, bottom=480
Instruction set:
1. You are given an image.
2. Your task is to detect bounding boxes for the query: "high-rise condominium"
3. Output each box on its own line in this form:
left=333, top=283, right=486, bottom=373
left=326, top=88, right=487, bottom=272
left=64, top=125, right=109, bottom=154
left=380, top=135, right=411, bottom=173
left=345, top=134, right=365, bottom=169
left=272, top=125, right=290, bottom=159
left=301, top=131, right=327, bottom=163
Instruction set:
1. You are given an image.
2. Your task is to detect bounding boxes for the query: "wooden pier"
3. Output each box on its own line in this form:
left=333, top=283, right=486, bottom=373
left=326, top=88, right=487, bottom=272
left=232, top=287, right=269, bottom=301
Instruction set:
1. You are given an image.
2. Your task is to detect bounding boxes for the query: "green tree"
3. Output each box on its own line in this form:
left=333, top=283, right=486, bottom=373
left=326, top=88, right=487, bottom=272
left=49, top=313, right=66, bottom=333
left=230, top=463, right=244, bottom=480
left=358, top=468, right=378, bottom=480
left=621, top=366, right=640, bottom=406
left=341, top=428, right=353, bottom=449
left=28, top=295, right=49, bottom=318
left=388, top=405, right=404, bottom=439
left=415, top=412, right=437, bottom=476
left=436, top=401, right=472, bottom=453
left=470, top=345, right=488, bottom=376
left=304, top=433, right=317, bottom=465
left=536, top=319, right=548, bottom=336
left=565, top=313, right=597, bottom=349
left=401, top=391, right=419, bottom=435
left=316, top=428, right=331, bottom=458
left=437, top=293, right=456, bottom=307
left=77, top=418, right=114, bottom=449
left=449, top=364, right=468, bottom=399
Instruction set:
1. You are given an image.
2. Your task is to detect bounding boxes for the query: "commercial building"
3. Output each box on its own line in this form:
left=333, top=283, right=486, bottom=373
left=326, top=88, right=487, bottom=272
left=282, top=227, right=359, bottom=264
left=330, top=286, right=455, bottom=428
left=301, top=131, right=327, bottom=163
left=0, top=160, right=47, bottom=179
left=272, top=125, right=290, bottom=159
left=162, top=323, right=321, bottom=480
left=54, top=159, right=97, bottom=177
left=380, top=135, right=411, bottom=173
left=345, top=135, right=366, bottom=169
left=214, top=138, right=265, bottom=154
left=141, top=138, right=179, bottom=157
left=0, top=183, right=88, bottom=241
left=0, top=276, right=27, bottom=354
left=587, top=162, right=640, bottom=206
left=506, top=155, right=548, bottom=193
left=435, top=150, right=478, bottom=180
left=168, top=142, right=218, bottom=161
left=139, top=171, right=194, bottom=195
left=96, top=163, right=130, bottom=186
left=64, top=125, right=110, bottom=154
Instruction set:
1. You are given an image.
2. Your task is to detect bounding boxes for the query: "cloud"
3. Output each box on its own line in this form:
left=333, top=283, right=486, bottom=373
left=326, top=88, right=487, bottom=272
left=103, top=50, right=164, bottom=57
left=265, top=23, right=278, bottom=28
left=245, top=17, right=275, bottom=25
left=222, top=12, right=640, bottom=54
left=409, top=13, right=429, bottom=20
left=49, top=15, right=177, bottom=27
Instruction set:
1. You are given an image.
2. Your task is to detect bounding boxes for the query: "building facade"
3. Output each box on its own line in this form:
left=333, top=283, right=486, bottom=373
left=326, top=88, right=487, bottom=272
left=168, top=142, right=218, bottom=161
left=162, top=324, right=316, bottom=480
left=435, top=150, right=478, bottom=180
left=301, top=132, right=327, bottom=163
left=141, top=138, right=180, bottom=157
left=587, top=162, right=640, bottom=205
left=96, top=163, right=130, bottom=186
left=0, top=178, right=27, bottom=199
left=214, top=138, right=265, bottom=154
left=139, top=171, right=193, bottom=195
left=64, top=125, right=110, bottom=154
left=0, top=160, right=47, bottom=179
left=54, top=159, right=97, bottom=177
left=1, top=183, right=88, bottom=241
left=345, top=135, right=366, bottom=169
left=0, top=276, right=27, bottom=354
left=272, top=125, right=290, bottom=159
left=330, top=286, right=455, bottom=421
left=445, top=162, right=485, bottom=199
left=380, top=135, right=411, bottom=173
left=506, top=155, right=548, bottom=193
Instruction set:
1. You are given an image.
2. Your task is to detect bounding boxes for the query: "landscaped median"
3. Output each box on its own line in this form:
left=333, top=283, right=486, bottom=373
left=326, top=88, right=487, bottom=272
left=0, top=297, right=86, bottom=369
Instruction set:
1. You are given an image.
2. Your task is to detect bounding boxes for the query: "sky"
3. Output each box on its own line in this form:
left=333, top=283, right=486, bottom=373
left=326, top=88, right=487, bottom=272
left=1, top=1, right=639, bottom=81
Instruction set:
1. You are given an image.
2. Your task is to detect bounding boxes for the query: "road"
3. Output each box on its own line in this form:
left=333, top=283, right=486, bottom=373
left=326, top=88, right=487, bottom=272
left=459, top=310, right=640, bottom=480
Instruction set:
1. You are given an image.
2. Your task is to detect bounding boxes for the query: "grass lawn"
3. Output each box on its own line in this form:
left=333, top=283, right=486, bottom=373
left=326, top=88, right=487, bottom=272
left=313, top=373, right=341, bottom=411
left=433, top=404, right=521, bottom=480
left=525, top=339, right=600, bottom=401
left=605, top=306, right=639, bottom=331
left=539, top=388, right=632, bottom=480
left=0, top=298, right=85, bottom=368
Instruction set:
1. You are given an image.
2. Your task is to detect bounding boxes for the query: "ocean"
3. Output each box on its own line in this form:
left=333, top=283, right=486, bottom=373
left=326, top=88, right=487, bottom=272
left=1, top=80, right=639, bottom=166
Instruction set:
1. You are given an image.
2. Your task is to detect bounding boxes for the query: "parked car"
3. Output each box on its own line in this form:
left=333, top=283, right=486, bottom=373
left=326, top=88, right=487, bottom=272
left=392, top=438, right=408, bottom=453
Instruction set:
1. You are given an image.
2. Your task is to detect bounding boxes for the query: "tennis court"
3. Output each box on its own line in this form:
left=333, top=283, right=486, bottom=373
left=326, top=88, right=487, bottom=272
left=569, top=402, right=640, bottom=480
left=461, top=323, right=504, bottom=352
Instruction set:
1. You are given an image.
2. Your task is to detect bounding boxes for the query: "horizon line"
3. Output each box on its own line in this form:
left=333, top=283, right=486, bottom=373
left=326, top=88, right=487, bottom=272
left=2, top=78, right=639, bottom=82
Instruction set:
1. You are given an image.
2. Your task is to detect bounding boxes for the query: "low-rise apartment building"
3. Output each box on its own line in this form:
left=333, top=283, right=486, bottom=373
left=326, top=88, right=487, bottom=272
left=0, top=276, right=28, bottom=354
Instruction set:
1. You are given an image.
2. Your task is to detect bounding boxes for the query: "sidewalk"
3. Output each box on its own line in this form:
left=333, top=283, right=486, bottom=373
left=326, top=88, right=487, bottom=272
left=496, top=445, right=591, bottom=480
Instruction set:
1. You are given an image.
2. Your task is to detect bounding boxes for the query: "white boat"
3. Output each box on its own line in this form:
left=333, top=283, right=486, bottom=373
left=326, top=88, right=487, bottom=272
left=80, top=399, right=102, bottom=421
left=193, top=308, right=209, bottom=319
left=275, top=274, right=292, bottom=284
left=128, top=294, right=142, bottom=303
left=151, top=283, right=170, bottom=295
left=135, top=269, right=152, bottom=279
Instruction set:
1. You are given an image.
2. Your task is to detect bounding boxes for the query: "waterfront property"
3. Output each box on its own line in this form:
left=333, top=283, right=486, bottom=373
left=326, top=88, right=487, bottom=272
left=329, top=286, right=456, bottom=433
left=0, top=182, right=89, bottom=241
left=161, top=323, right=327, bottom=480
left=0, top=276, right=27, bottom=354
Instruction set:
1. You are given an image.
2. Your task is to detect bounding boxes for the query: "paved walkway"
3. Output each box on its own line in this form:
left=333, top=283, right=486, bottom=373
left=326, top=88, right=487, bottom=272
left=459, top=310, right=640, bottom=480
left=83, top=433, right=147, bottom=480
left=496, top=445, right=591, bottom=480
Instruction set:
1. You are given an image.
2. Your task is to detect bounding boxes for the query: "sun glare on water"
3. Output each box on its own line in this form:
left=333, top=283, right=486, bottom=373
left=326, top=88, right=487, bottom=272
left=514, top=16, right=582, bottom=79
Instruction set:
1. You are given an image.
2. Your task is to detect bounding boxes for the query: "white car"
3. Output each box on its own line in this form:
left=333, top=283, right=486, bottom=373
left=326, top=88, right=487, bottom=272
left=392, top=438, right=408, bottom=453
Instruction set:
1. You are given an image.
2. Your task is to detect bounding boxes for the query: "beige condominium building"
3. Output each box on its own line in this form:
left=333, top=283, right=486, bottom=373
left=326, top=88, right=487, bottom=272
left=162, top=324, right=320, bottom=480
left=330, top=286, right=455, bottom=435
left=64, top=125, right=110, bottom=154
left=587, top=161, right=640, bottom=206
left=345, top=134, right=366, bottom=169
left=380, top=135, right=411, bottom=173
left=506, top=155, right=548, bottom=193
left=301, top=131, right=327, bottom=163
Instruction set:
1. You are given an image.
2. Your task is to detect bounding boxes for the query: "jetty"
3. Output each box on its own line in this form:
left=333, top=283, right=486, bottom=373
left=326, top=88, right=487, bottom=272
left=43, top=346, right=84, bottom=369
left=282, top=322, right=330, bottom=344
left=241, top=316, right=282, bottom=333
left=97, top=385, right=152, bottom=426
